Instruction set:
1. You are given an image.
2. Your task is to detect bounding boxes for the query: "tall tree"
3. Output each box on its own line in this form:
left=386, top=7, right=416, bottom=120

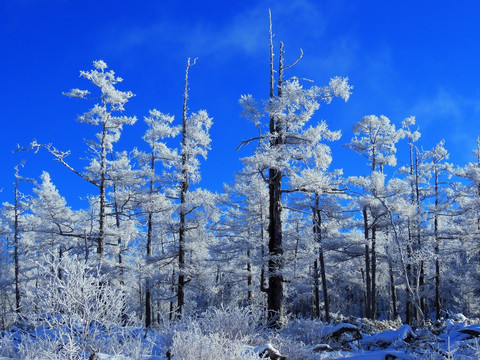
left=24, top=60, right=137, bottom=258
left=175, top=58, right=213, bottom=318
left=136, top=110, right=179, bottom=327
left=346, top=114, right=403, bottom=319
left=217, top=169, right=268, bottom=308
left=428, top=140, right=450, bottom=321
left=239, top=14, right=351, bottom=326
left=13, top=165, right=24, bottom=314
left=398, top=116, right=426, bottom=324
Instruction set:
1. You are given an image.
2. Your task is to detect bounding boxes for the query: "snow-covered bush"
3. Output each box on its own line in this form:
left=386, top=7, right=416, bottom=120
left=170, top=323, right=259, bottom=360
left=94, top=328, right=153, bottom=360
left=165, top=306, right=268, bottom=360
left=17, top=331, right=82, bottom=360
left=0, top=331, right=19, bottom=359
left=196, top=306, right=265, bottom=344
left=16, top=255, right=151, bottom=359
left=281, top=317, right=330, bottom=345
left=266, top=332, right=318, bottom=360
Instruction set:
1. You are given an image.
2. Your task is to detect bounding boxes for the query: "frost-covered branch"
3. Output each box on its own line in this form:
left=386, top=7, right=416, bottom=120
left=283, top=48, right=304, bottom=70
left=15, top=140, right=99, bottom=187
left=236, top=136, right=267, bottom=150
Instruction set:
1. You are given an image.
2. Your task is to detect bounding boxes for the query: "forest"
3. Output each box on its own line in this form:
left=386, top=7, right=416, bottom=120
left=2, top=21, right=480, bottom=360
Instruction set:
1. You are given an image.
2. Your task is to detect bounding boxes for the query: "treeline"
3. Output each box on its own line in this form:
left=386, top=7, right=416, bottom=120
left=1, top=37, right=479, bottom=332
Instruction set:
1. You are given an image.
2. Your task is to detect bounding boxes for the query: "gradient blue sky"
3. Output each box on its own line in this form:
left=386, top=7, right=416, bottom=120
left=2, top=0, right=480, bottom=208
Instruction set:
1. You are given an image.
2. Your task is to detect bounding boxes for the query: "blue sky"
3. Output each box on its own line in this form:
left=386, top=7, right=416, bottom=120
left=2, top=0, right=480, bottom=208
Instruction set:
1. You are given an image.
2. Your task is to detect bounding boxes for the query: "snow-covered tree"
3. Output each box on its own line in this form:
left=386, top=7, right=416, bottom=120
left=135, top=110, right=179, bottom=327
left=239, top=15, right=351, bottom=326
left=25, top=60, right=137, bottom=259
left=216, top=168, right=269, bottom=309
left=27, top=172, right=78, bottom=258
left=140, top=59, right=215, bottom=319
left=346, top=114, right=404, bottom=319
left=175, top=59, right=214, bottom=318
left=454, top=138, right=480, bottom=316
left=426, top=140, right=451, bottom=320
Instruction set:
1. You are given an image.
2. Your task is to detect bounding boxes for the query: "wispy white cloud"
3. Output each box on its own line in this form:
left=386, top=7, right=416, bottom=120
left=411, top=89, right=464, bottom=122
left=408, top=89, right=480, bottom=162
left=101, top=0, right=328, bottom=61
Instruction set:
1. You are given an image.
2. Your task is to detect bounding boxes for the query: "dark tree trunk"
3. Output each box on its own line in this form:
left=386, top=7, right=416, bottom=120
left=419, top=260, right=425, bottom=318
left=319, top=248, right=329, bottom=322
left=363, top=207, right=371, bottom=319
left=97, top=122, right=107, bottom=256
left=434, top=165, right=441, bottom=321
left=145, top=148, right=155, bottom=328
left=264, top=20, right=285, bottom=328
left=435, top=257, right=440, bottom=320
left=108, top=152, right=128, bottom=326
left=13, top=176, right=20, bottom=314
left=57, top=246, right=63, bottom=280
left=389, top=260, right=398, bottom=319
left=314, top=259, right=320, bottom=319
left=365, top=243, right=371, bottom=318
left=267, top=166, right=284, bottom=326
left=405, top=139, right=415, bottom=325
left=176, top=58, right=194, bottom=319
left=177, top=141, right=188, bottom=319
left=170, top=269, right=175, bottom=321
left=247, top=248, right=252, bottom=305
left=371, top=225, right=377, bottom=319
left=406, top=258, right=413, bottom=324
left=313, top=197, right=329, bottom=322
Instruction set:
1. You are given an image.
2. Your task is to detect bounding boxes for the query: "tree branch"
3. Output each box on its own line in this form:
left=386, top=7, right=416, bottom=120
left=15, top=140, right=99, bottom=187
left=283, top=49, right=303, bottom=70
left=236, top=136, right=267, bottom=150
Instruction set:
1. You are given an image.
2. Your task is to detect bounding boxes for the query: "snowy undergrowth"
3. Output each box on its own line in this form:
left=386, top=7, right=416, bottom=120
left=0, top=256, right=154, bottom=359
left=165, top=306, right=267, bottom=360
left=170, top=325, right=259, bottom=360
left=2, top=298, right=480, bottom=359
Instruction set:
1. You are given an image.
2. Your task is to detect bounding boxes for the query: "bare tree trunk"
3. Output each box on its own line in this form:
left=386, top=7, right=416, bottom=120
left=264, top=16, right=285, bottom=328
left=111, top=174, right=127, bottom=326
left=177, top=140, right=188, bottom=319
left=405, top=138, right=416, bottom=325
left=247, top=249, right=252, bottom=305
left=97, top=122, right=107, bottom=256
left=371, top=225, right=377, bottom=319
left=319, top=244, right=330, bottom=322
left=360, top=268, right=366, bottom=318
left=363, top=206, right=371, bottom=319
left=365, top=243, right=371, bottom=318
left=419, top=260, right=425, bottom=318
left=176, top=58, right=195, bottom=319
left=389, top=259, right=398, bottom=319
left=435, top=255, right=440, bottom=320
left=170, top=269, right=175, bottom=321
left=267, top=165, right=283, bottom=326
left=313, top=259, right=320, bottom=319
left=58, top=246, right=63, bottom=280
left=405, top=251, right=413, bottom=324
left=313, top=196, right=329, bottom=322
left=13, top=175, right=20, bottom=314
left=145, top=147, right=155, bottom=328
left=434, top=163, right=441, bottom=321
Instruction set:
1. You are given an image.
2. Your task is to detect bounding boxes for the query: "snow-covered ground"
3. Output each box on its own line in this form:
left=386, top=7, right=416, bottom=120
left=1, top=310, right=480, bottom=359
